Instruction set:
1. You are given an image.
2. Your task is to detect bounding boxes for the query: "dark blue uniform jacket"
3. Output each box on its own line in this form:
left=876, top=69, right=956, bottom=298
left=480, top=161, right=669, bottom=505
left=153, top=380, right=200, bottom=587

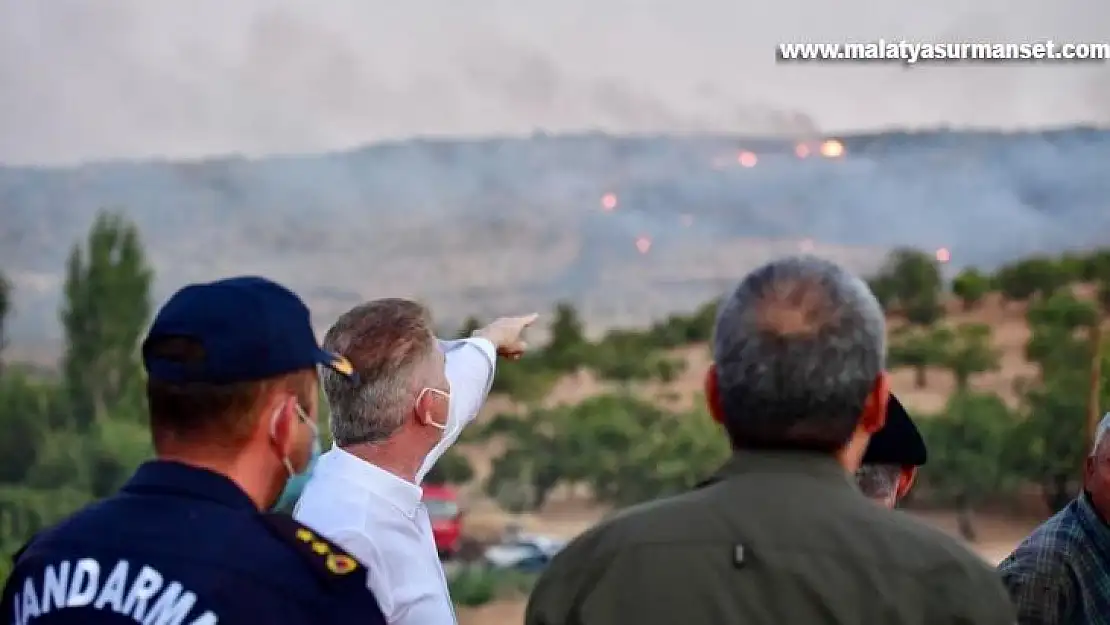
left=2, top=460, right=387, bottom=625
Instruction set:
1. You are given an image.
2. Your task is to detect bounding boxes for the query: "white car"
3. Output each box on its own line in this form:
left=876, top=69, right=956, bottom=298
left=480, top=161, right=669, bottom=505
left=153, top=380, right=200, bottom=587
left=482, top=534, right=566, bottom=572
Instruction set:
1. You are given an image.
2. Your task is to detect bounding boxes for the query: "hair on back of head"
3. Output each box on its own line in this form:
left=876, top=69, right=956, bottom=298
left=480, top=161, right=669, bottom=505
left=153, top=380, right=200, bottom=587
left=1092, top=412, right=1110, bottom=458
left=712, top=256, right=887, bottom=453
left=145, top=335, right=314, bottom=451
left=855, top=463, right=900, bottom=500
left=321, top=299, right=438, bottom=446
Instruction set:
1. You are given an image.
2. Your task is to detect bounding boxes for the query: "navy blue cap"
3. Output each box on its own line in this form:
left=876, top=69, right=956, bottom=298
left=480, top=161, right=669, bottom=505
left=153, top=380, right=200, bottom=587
left=862, top=394, right=927, bottom=466
left=142, top=276, right=355, bottom=385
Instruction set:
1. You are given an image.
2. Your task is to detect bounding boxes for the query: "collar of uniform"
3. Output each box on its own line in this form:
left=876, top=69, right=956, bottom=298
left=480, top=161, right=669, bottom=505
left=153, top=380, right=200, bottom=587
left=697, top=449, right=855, bottom=489
left=122, top=459, right=258, bottom=510
left=318, top=446, right=424, bottom=518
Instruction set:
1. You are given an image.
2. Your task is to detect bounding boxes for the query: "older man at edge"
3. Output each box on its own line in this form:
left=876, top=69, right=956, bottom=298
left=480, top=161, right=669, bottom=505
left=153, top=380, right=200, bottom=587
left=294, top=299, right=536, bottom=625
left=999, top=412, right=1110, bottom=624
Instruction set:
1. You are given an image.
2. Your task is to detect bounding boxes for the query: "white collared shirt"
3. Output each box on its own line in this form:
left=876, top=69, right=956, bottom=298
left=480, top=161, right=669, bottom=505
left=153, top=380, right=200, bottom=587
left=294, top=338, right=496, bottom=625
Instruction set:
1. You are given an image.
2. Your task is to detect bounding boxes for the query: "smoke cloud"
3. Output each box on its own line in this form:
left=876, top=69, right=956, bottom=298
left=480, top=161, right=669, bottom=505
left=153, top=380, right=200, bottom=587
left=0, top=0, right=1107, bottom=165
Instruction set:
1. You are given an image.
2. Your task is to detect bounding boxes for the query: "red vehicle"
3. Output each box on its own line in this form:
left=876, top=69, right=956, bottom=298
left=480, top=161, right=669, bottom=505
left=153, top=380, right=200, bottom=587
left=422, top=484, right=463, bottom=560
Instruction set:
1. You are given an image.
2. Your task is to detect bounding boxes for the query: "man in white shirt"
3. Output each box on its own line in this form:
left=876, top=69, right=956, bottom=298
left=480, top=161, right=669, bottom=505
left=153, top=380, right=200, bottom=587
left=294, top=298, right=536, bottom=625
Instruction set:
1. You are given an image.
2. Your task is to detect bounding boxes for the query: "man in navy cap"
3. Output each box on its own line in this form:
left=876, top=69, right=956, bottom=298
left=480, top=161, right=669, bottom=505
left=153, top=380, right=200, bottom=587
left=855, top=393, right=928, bottom=508
left=1, top=276, right=387, bottom=625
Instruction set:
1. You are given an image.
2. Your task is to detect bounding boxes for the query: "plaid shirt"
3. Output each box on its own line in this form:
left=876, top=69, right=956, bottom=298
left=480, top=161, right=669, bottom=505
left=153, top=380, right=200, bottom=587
left=998, top=493, right=1110, bottom=625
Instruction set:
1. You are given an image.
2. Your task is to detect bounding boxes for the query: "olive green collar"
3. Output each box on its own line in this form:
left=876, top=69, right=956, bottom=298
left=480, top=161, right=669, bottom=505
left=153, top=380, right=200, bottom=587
left=698, top=449, right=856, bottom=489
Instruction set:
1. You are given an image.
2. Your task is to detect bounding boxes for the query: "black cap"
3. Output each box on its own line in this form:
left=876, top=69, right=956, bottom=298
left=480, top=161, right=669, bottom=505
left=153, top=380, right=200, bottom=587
left=862, top=394, right=927, bottom=466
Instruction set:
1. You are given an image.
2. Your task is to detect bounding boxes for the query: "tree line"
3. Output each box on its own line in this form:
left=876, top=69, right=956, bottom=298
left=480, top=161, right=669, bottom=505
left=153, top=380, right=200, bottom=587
left=447, top=247, right=1110, bottom=542
left=0, top=211, right=1108, bottom=589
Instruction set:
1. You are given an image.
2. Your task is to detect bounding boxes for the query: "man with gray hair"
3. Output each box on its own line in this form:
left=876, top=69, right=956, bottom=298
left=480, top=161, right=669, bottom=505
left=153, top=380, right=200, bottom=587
left=999, top=411, right=1110, bottom=624
left=526, top=256, right=1014, bottom=625
left=856, top=394, right=928, bottom=508
left=293, top=299, right=537, bottom=625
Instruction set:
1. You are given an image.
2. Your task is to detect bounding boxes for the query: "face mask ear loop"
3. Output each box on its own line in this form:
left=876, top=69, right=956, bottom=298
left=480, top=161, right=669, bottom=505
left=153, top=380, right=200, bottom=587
left=269, top=403, right=297, bottom=476
left=417, top=388, right=449, bottom=430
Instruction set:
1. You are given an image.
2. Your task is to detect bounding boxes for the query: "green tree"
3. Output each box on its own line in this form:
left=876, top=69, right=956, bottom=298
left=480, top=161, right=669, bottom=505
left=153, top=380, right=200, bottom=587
left=0, top=373, right=59, bottom=484
left=1080, top=249, right=1110, bottom=282
left=423, top=449, right=475, bottom=485
left=885, top=248, right=943, bottom=304
left=590, top=330, right=669, bottom=385
left=995, top=257, right=1070, bottom=303
left=646, top=299, right=718, bottom=347
left=918, top=391, right=1014, bottom=541
left=1024, top=291, right=1098, bottom=372
left=545, top=302, right=589, bottom=372
left=489, top=355, right=558, bottom=403
left=902, top=297, right=943, bottom=326
left=588, top=402, right=727, bottom=506
left=869, top=248, right=943, bottom=325
left=481, top=409, right=568, bottom=512
left=60, top=211, right=153, bottom=427
left=888, top=325, right=950, bottom=388
left=867, top=276, right=897, bottom=312
left=1055, top=253, right=1088, bottom=283
left=940, top=324, right=1000, bottom=391
left=0, top=271, right=10, bottom=372
left=480, top=395, right=729, bottom=511
left=1010, top=372, right=1093, bottom=513
left=1010, top=289, right=1109, bottom=512
left=950, top=268, right=991, bottom=311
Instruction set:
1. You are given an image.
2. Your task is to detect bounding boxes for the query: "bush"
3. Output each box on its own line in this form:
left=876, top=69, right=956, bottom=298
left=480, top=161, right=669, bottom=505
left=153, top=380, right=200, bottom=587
left=448, top=566, right=538, bottom=607
left=951, top=268, right=991, bottom=310
left=995, top=257, right=1070, bottom=302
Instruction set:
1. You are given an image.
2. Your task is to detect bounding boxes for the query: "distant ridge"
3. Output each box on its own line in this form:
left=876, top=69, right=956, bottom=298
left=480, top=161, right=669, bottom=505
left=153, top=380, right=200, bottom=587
left=3, top=127, right=1109, bottom=358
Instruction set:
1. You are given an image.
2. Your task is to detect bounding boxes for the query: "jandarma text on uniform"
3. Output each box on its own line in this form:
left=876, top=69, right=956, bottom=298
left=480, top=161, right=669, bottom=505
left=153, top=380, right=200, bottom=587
left=776, top=40, right=1110, bottom=64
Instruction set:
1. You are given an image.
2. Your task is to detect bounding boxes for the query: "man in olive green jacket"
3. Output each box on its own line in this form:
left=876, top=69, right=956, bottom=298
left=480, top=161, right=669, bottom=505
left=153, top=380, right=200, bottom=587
left=525, top=256, right=1015, bottom=625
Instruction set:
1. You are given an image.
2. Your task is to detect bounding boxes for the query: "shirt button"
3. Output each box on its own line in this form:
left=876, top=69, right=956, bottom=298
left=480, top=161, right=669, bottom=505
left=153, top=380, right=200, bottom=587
left=733, top=544, right=747, bottom=568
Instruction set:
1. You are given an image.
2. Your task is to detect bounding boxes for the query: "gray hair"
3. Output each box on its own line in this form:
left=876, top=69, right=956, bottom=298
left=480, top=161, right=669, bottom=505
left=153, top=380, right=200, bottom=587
left=855, top=464, right=901, bottom=501
left=321, top=299, right=439, bottom=446
left=1091, top=412, right=1110, bottom=458
left=712, top=256, right=887, bottom=450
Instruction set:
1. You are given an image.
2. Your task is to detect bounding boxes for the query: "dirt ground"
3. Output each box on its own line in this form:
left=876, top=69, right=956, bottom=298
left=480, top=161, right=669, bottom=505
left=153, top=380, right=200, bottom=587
left=456, top=509, right=1041, bottom=625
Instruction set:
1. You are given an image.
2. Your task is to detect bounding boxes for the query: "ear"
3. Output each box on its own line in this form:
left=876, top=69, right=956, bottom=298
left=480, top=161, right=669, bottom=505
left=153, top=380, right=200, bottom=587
left=704, top=364, right=725, bottom=425
left=414, top=388, right=446, bottom=426
left=858, top=372, right=890, bottom=434
left=896, top=466, right=917, bottom=500
left=267, top=395, right=298, bottom=456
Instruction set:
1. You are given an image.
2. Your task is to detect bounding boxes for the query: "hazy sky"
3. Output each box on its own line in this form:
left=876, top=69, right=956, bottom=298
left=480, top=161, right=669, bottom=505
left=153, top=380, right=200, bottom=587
left=1, top=0, right=1108, bottom=165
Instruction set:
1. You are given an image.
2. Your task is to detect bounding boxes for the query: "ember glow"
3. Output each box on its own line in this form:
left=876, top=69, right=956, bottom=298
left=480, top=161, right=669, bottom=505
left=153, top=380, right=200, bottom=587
left=819, top=140, right=845, bottom=158
left=635, top=236, right=652, bottom=254
left=935, top=247, right=951, bottom=263
left=738, top=151, right=758, bottom=168
left=601, top=193, right=618, bottom=211
left=795, top=144, right=811, bottom=159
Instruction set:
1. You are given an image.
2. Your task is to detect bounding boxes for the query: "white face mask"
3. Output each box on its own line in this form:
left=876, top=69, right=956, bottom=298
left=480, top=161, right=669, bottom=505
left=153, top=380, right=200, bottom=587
left=416, top=387, right=451, bottom=430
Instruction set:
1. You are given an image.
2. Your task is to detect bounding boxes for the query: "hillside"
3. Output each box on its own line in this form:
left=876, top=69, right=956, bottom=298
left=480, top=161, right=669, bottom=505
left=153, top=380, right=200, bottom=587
left=450, top=286, right=1038, bottom=512
left=448, top=290, right=1052, bottom=625
left=4, top=127, right=1110, bottom=357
